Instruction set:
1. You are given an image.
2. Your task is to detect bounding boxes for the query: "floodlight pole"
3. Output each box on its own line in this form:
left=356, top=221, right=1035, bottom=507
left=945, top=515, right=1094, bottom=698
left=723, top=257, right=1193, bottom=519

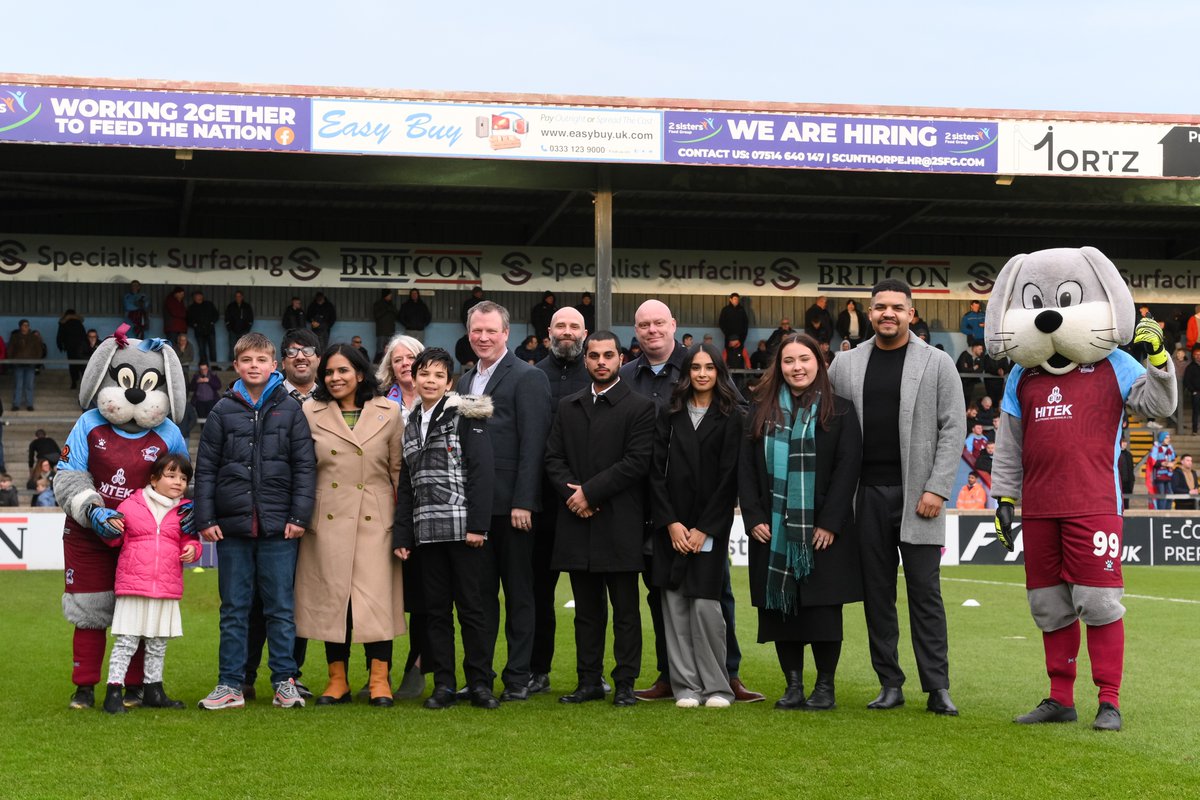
left=595, top=166, right=613, bottom=332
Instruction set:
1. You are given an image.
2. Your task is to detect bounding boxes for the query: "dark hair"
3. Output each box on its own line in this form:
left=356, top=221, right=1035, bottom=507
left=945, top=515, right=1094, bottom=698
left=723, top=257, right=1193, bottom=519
left=281, top=328, right=319, bottom=351
left=871, top=278, right=912, bottom=301
left=411, top=347, right=454, bottom=377
left=312, top=344, right=380, bottom=407
left=151, top=453, right=193, bottom=482
left=749, top=333, right=838, bottom=438
left=586, top=330, right=621, bottom=351
left=668, top=344, right=737, bottom=416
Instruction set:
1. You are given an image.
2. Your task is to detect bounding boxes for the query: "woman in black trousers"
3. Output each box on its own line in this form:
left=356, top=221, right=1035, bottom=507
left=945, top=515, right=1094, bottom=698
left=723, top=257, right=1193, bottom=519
left=739, top=333, right=862, bottom=710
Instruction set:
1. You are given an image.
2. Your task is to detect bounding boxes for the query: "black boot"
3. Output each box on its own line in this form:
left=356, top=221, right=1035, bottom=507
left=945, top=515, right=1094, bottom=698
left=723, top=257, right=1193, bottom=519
left=803, top=672, right=836, bottom=710
left=774, top=671, right=806, bottom=710
left=69, top=685, right=95, bottom=710
left=143, top=682, right=185, bottom=709
left=103, top=683, right=127, bottom=715
left=122, top=684, right=144, bottom=709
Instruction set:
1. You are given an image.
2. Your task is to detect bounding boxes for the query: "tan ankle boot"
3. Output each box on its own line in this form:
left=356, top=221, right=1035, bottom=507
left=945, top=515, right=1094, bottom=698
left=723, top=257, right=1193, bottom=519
left=368, top=659, right=394, bottom=707
left=316, top=661, right=351, bottom=705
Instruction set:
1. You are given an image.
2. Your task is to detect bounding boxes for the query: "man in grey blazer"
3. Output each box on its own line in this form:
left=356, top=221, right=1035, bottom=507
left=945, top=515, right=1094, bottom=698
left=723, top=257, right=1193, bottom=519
left=827, top=279, right=966, bottom=716
left=457, top=301, right=553, bottom=701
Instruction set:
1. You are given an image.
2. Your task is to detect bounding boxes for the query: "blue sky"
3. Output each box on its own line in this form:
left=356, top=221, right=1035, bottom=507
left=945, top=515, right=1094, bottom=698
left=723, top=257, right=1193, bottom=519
left=7, top=1, right=1196, bottom=114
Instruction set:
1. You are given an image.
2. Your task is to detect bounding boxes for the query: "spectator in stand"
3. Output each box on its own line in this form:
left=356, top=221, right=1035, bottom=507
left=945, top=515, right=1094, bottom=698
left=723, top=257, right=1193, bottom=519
left=982, top=350, right=1009, bottom=406
left=1117, top=439, right=1134, bottom=511
left=965, top=422, right=989, bottom=459
left=85, top=329, right=100, bottom=357
left=56, top=309, right=88, bottom=390
left=530, top=292, right=556, bottom=343
left=174, top=333, right=195, bottom=381
left=1186, top=305, right=1200, bottom=350
left=960, top=299, right=985, bottom=346
left=955, top=472, right=987, bottom=510
left=307, top=292, right=337, bottom=351
left=804, top=297, right=834, bottom=344
left=29, top=428, right=59, bottom=468
left=282, top=296, right=307, bottom=332
left=460, top=286, right=485, bottom=327
left=123, top=280, right=149, bottom=338
left=723, top=335, right=751, bottom=370
left=1147, top=431, right=1176, bottom=510
left=574, top=292, right=596, bottom=334
left=190, top=362, right=222, bottom=419
left=27, top=457, right=55, bottom=491
left=910, top=308, right=931, bottom=342
left=956, top=342, right=985, bottom=405
left=0, top=474, right=18, bottom=507
left=10, top=320, right=45, bottom=411
left=975, top=441, right=995, bottom=476
left=681, top=334, right=694, bottom=348
left=1184, top=347, right=1200, bottom=434
left=718, top=293, right=749, bottom=347
left=819, top=341, right=834, bottom=366
left=372, top=290, right=397, bottom=358
left=836, top=299, right=869, bottom=348
left=749, top=339, right=771, bottom=370
left=0, top=330, right=7, bottom=369
left=976, top=395, right=996, bottom=431
left=1171, top=454, right=1199, bottom=510
left=350, top=336, right=370, bottom=364
left=32, top=476, right=55, bottom=507
left=187, top=291, right=220, bottom=368
left=514, top=335, right=544, bottom=365
left=455, top=334, right=476, bottom=371
left=164, top=287, right=189, bottom=346
left=224, top=291, right=255, bottom=364
left=398, top=288, right=431, bottom=345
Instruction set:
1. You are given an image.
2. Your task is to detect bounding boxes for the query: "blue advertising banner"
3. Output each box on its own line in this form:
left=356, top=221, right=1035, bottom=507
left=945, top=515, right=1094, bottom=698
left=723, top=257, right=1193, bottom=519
left=664, top=111, right=999, bottom=173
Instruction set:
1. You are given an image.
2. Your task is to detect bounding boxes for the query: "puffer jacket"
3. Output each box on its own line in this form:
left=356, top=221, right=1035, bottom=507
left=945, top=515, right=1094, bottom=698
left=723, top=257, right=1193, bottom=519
left=109, top=489, right=202, bottom=599
left=194, top=372, right=316, bottom=537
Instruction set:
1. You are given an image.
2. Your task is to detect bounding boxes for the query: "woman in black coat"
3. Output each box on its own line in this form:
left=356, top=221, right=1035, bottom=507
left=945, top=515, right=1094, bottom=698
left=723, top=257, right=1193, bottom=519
left=835, top=299, right=870, bottom=348
left=739, top=332, right=862, bottom=711
left=649, top=344, right=743, bottom=708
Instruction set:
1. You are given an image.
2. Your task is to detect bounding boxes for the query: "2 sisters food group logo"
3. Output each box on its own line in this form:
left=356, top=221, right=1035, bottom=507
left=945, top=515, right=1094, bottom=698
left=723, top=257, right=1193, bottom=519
left=667, top=116, right=723, bottom=144
left=0, top=89, right=42, bottom=134
left=944, top=125, right=997, bottom=155
left=477, top=111, right=529, bottom=152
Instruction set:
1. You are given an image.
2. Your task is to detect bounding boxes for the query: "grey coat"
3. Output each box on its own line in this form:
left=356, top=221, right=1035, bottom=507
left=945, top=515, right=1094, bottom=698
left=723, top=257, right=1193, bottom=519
left=827, top=334, right=966, bottom=545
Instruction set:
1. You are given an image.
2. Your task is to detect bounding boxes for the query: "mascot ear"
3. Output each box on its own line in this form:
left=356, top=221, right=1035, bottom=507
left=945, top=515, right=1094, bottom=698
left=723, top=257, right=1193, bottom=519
left=984, top=253, right=1025, bottom=359
left=79, top=338, right=119, bottom=410
left=1080, top=246, right=1135, bottom=345
left=159, top=345, right=187, bottom=423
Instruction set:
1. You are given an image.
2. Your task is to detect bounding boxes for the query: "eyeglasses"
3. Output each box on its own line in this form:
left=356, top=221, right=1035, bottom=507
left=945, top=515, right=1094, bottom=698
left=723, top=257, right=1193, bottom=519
left=283, top=346, right=317, bottom=358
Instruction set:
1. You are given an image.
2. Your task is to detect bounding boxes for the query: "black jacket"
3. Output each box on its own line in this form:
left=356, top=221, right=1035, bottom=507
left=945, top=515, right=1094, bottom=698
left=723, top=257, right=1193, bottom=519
left=718, top=303, right=749, bottom=345
left=187, top=300, right=220, bottom=336
left=282, top=305, right=307, bottom=331
left=836, top=309, right=869, bottom=344
left=225, top=301, right=254, bottom=336
left=307, top=299, right=336, bottom=332
left=398, top=299, right=431, bottom=332
left=535, top=352, right=590, bottom=422
left=194, top=382, right=315, bottom=537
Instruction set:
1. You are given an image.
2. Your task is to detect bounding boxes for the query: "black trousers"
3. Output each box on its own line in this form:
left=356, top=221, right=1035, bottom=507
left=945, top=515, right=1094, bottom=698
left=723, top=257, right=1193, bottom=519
left=645, top=554, right=743, bottom=682
left=858, top=484, right=950, bottom=692
left=245, top=589, right=307, bottom=684
left=1191, top=393, right=1200, bottom=433
left=530, top=509, right=559, bottom=675
left=569, top=570, right=641, bottom=687
left=421, top=540, right=493, bottom=690
left=325, top=601, right=393, bottom=665
left=480, top=515, right=535, bottom=690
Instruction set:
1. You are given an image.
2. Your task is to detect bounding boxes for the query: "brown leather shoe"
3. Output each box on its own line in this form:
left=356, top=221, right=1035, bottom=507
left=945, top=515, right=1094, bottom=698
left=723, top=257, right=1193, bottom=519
left=634, top=679, right=674, bottom=701
left=730, top=677, right=766, bottom=703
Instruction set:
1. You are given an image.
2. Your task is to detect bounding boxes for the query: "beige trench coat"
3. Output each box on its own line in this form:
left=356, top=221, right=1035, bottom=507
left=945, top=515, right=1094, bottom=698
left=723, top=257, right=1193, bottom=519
left=295, top=396, right=406, bottom=643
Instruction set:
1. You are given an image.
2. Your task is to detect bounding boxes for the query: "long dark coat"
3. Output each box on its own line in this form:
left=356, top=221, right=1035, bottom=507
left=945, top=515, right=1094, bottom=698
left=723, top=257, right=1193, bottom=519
left=649, top=403, right=743, bottom=599
left=545, top=380, right=656, bottom=573
left=738, top=394, right=863, bottom=609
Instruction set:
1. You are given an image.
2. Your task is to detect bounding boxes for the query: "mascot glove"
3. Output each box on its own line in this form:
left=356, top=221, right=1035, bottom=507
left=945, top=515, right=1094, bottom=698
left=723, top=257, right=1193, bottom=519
left=1133, top=317, right=1168, bottom=367
left=177, top=501, right=195, bottom=535
left=994, top=498, right=1017, bottom=552
left=89, top=506, right=125, bottom=540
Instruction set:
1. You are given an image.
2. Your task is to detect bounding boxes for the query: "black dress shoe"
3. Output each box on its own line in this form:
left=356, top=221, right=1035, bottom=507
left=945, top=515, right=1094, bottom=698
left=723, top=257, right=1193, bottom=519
left=613, top=682, right=637, bottom=707
left=774, top=671, right=806, bottom=711
left=500, top=684, right=530, bottom=702
left=469, top=686, right=500, bottom=709
left=455, top=686, right=472, bottom=701
left=527, top=673, right=551, bottom=694
left=927, top=689, right=959, bottom=716
left=423, top=686, right=457, bottom=710
left=558, top=684, right=606, bottom=704
left=867, top=686, right=905, bottom=710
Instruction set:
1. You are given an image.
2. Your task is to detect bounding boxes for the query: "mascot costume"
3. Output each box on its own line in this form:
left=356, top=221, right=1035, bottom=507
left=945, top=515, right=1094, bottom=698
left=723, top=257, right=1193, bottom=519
left=54, top=324, right=190, bottom=709
left=987, top=247, right=1176, bottom=732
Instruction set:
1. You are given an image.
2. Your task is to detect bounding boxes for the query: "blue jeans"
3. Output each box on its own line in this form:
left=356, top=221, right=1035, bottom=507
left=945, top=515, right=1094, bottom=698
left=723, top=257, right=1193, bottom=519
left=216, top=536, right=298, bottom=686
left=1154, top=479, right=1173, bottom=510
left=12, top=366, right=34, bottom=407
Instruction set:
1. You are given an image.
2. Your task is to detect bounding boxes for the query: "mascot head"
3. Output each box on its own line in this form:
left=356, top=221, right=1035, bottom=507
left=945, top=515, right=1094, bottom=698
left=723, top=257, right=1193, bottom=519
left=79, top=324, right=186, bottom=433
left=984, top=246, right=1134, bottom=376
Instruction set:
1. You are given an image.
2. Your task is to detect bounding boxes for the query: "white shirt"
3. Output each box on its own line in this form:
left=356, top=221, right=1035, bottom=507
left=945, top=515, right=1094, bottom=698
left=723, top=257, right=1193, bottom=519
left=591, top=377, right=621, bottom=403
left=471, top=352, right=507, bottom=396
left=419, top=401, right=439, bottom=443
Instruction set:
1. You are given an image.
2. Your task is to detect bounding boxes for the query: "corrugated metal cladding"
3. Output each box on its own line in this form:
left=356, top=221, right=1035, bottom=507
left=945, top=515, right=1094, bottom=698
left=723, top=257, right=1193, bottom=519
left=0, top=281, right=975, bottom=334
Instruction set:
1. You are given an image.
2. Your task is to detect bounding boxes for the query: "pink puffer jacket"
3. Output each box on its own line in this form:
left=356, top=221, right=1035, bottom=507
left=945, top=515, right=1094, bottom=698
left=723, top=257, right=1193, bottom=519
left=108, top=489, right=202, bottom=599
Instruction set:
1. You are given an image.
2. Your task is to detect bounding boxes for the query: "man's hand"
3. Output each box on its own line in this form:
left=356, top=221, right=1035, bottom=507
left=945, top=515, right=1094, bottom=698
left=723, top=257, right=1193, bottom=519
left=200, top=524, right=223, bottom=542
left=89, top=506, right=125, bottom=539
left=668, top=522, right=690, bottom=554
left=284, top=523, right=306, bottom=539
left=466, top=532, right=486, bottom=548
left=565, top=485, right=595, bottom=519
left=995, top=498, right=1017, bottom=551
left=916, top=492, right=945, bottom=519
left=685, top=527, right=708, bottom=553
left=1133, top=316, right=1168, bottom=368
left=812, top=526, right=835, bottom=551
left=749, top=523, right=772, bottom=543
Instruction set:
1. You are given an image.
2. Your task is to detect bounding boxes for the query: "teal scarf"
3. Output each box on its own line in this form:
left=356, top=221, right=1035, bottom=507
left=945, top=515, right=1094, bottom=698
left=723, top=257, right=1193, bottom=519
left=764, top=387, right=817, bottom=614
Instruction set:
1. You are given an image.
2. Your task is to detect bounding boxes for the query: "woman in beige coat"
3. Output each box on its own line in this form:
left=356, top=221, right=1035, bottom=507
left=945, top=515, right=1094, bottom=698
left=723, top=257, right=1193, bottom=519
left=295, top=343, right=405, bottom=708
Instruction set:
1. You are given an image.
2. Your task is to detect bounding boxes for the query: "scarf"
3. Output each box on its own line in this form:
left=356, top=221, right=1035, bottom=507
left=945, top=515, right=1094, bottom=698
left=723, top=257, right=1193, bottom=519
left=764, top=387, right=817, bottom=614
left=143, top=485, right=181, bottom=525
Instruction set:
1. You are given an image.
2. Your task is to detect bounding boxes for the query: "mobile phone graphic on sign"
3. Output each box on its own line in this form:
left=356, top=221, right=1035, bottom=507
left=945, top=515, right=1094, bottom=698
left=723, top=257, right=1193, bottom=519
left=475, top=116, right=490, bottom=137
left=514, top=118, right=528, bottom=134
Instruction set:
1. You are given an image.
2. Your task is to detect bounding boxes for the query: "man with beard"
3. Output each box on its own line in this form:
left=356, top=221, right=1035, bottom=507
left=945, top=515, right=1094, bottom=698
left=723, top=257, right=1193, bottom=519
left=546, top=331, right=656, bottom=706
left=529, top=307, right=591, bottom=695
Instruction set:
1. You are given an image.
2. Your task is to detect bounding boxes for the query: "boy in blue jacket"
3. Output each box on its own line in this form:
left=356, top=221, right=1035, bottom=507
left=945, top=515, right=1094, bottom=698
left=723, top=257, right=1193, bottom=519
left=194, top=333, right=316, bottom=710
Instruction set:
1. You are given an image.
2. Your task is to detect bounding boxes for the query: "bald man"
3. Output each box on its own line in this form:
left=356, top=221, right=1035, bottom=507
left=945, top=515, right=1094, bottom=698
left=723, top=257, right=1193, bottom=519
left=529, top=307, right=592, bottom=694
left=619, top=299, right=762, bottom=703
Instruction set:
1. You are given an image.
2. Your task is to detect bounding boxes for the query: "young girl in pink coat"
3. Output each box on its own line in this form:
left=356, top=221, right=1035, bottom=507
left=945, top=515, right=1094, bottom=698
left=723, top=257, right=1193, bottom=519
left=102, top=453, right=201, bottom=713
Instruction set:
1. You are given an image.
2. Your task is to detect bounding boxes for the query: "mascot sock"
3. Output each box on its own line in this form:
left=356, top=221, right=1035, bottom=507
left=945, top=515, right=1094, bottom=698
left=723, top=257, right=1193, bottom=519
left=1086, top=619, right=1124, bottom=708
left=71, top=627, right=107, bottom=687
left=1043, top=621, right=1080, bottom=707
left=126, top=642, right=146, bottom=687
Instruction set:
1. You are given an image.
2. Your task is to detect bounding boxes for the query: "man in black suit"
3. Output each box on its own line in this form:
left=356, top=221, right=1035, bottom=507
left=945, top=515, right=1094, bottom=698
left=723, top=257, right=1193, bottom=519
left=546, top=331, right=656, bottom=706
left=456, top=301, right=552, bottom=701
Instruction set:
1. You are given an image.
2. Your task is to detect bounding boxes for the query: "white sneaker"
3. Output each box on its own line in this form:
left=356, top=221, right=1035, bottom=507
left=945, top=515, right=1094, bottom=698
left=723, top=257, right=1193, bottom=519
left=273, top=677, right=306, bottom=708
left=675, top=697, right=700, bottom=708
left=705, top=696, right=731, bottom=708
left=198, top=684, right=245, bottom=710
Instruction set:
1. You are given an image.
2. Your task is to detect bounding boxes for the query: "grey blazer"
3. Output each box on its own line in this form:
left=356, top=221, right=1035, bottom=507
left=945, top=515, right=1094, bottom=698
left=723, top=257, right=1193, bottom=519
left=827, top=334, right=966, bottom=545
left=457, top=351, right=552, bottom=514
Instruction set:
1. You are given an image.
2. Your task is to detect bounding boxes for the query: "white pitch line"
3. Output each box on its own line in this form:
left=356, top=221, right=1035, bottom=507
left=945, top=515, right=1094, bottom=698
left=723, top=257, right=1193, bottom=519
left=941, top=577, right=1200, bottom=605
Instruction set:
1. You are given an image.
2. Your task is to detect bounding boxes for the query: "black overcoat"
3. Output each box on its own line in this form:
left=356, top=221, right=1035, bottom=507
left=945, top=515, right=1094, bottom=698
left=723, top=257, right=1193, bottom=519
left=738, top=394, right=863, bottom=609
